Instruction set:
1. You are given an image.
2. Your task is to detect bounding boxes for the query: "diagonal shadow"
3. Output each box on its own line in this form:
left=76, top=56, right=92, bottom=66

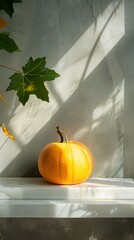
left=0, top=40, right=125, bottom=177
left=0, top=0, right=124, bottom=177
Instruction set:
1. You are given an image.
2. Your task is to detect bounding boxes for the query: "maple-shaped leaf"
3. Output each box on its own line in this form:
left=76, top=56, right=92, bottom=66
left=0, top=32, right=20, bottom=52
left=0, top=0, right=22, bottom=18
left=6, top=57, right=60, bottom=105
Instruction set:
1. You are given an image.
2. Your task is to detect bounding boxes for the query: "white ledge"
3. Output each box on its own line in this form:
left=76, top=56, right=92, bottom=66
left=0, top=178, right=134, bottom=218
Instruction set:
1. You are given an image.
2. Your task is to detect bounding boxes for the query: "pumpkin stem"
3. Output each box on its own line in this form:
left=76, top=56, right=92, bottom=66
left=56, top=126, right=68, bottom=143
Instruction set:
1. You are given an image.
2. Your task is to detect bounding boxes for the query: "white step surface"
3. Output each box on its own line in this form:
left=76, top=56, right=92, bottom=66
left=0, top=178, right=134, bottom=218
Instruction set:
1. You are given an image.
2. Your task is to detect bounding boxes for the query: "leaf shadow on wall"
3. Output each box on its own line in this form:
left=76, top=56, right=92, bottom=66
left=1, top=0, right=122, bottom=114
left=0, top=0, right=125, bottom=177
left=0, top=41, right=124, bottom=177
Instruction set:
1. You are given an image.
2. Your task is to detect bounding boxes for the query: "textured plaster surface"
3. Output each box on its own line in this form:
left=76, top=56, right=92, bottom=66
left=0, top=0, right=129, bottom=178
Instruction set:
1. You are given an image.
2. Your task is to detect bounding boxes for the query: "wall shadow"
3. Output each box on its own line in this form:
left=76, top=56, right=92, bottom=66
left=0, top=37, right=125, bottom=177
left=0, top=0, right=125, bottom=178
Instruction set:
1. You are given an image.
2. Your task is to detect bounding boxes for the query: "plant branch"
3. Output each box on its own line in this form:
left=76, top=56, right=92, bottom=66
left=0, top=136, right=10, bottom=150
left=0, top=64, right=22, bottom=73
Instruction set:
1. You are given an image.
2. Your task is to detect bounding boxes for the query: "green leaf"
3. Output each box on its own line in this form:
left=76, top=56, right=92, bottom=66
left=0, top=32, right=20, bottom=53
left=0, top=0, right=22, bottom=18
left=6, top=57, right=60, bottom=105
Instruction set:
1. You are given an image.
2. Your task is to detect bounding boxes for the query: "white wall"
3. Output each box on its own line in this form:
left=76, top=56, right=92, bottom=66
left=0, top=0, right=130, bottom=178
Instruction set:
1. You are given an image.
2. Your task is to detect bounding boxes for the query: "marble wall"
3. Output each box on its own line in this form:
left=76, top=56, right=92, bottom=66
left=0, top=218, right=134, bottom=240
left=0, top=0, right=133, bottom=178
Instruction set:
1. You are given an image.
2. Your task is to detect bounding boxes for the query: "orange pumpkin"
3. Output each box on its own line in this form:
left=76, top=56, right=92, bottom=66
left=38, top=127, right=94, bottom=185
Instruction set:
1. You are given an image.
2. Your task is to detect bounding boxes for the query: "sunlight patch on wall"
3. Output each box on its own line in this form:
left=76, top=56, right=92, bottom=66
left=54, top=0, right=125, bottom=100
left=73, top=127, right=90, bottom=140
left=9, top=95, right=59, bottom=145
left=9, top=1, right=124, bottom=147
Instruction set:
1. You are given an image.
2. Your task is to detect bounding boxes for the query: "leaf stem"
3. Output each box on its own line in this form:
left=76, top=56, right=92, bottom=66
left=0, top=91, right=9, bottom=106
left=0, top=64, right=22, bottom=73
left=0, top=136, right=10, bottom=150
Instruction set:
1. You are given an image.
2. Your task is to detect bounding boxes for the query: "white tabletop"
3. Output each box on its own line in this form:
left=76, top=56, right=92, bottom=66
left=0, top=178, right=134, bottom=218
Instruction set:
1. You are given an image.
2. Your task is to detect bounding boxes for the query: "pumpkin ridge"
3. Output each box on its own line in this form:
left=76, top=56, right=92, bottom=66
left=79, top=145, right=90, bottom=179
left=58, top=146, right=62, bottom=183
left=67, top=143, right=74, bottom=184
left=73, top=141, right=94, bottom=174
left=71, top=141, right=93, bottom=182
